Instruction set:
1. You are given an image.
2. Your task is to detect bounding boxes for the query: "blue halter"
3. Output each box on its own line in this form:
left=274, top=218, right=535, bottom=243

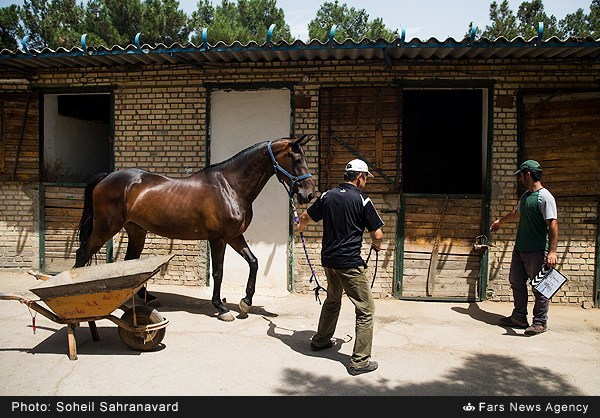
left=267, top=141, right=312, bottom=197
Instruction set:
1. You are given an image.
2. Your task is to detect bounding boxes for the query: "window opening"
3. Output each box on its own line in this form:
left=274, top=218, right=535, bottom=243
left=43, top=93, right=111, bottom=183
left=402, top=89, right=484, bottom=194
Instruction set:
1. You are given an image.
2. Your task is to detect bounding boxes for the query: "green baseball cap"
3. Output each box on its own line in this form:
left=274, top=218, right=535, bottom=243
left=514, top=159, right=542, bottom=175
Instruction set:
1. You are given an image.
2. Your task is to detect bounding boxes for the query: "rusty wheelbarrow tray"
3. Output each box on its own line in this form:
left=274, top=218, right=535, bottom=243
left=0, top=254, right=174, bottom=360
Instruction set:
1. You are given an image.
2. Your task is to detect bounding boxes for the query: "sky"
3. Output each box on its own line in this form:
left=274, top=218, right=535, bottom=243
left=0, top=0, right=593, bottom=41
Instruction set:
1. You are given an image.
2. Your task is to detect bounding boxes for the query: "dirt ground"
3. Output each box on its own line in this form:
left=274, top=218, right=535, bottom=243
left=1, top=268, right=599, bottom=413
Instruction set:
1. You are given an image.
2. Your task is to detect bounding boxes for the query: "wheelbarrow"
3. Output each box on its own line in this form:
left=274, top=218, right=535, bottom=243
left=0, top=254, right=174, bottom=361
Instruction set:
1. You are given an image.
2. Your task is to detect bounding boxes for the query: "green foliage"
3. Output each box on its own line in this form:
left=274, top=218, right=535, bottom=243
left=80, top=0, right=139, bottom=46
left=481, top=1, right=519, bottom=39
left=190, top=0, right=292, bottom=45
left=237, top=0, right=292, bottom=42
left=2, top=0, right=598, bottom=52
left=364, top=17, right=399, bottom=41
left=17, top=0, right=191, bottom=50
left=0, top=4, right=23, bottom=50
left=587, top=0, right=600, bottom=38
left=21, top=0, right=85, bottom=50
left=197, top=0, right=246, bottom=44
left=189, top=0, right=214, bottom=32
left=479, top=0, right=596, bottom=40
left=141, top=0, right=190, bottom=45
left=307, top=0, right=397, bottom=42
left=516, top=0, right=562, bottom=39
left=560, top=8, right=590, bottom=37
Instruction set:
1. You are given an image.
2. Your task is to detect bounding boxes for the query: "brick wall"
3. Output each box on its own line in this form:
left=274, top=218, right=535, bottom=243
left=0, top=59, right=598, bottom=306
left=111, top=82, right=209, bottom=284
left=0, top=182, right=39, bottom=269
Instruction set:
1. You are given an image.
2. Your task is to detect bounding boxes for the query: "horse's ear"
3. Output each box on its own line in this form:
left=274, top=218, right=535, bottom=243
left=295, top=134, right=312, bottom=147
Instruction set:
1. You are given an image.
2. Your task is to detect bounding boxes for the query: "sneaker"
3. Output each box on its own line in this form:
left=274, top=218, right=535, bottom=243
left=310, top=339, right=335, bottom=351
left=525, top=323, right=548, bottom=335
left=498, top=315, right=529, bottom=328
left=348, top=361, right=378, bottom=376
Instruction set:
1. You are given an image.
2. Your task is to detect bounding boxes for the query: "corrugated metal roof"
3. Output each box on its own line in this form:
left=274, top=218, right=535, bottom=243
left=1, top=35, right=599, bottom=72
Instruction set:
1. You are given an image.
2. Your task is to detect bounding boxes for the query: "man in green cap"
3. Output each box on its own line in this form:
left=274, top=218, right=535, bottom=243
left=490, top=159, right=558, bottom=335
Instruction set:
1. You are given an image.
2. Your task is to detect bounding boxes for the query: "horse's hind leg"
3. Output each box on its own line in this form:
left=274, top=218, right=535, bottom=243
left=208, top=239, right=234, bottom=321
left=228, top=234, right=258, bottom=315
left=123, top=223, right=159, bottom=307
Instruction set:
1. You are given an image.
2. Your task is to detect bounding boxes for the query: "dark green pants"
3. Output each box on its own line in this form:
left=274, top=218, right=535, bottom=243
left=312, top=265, right=375, bottom=368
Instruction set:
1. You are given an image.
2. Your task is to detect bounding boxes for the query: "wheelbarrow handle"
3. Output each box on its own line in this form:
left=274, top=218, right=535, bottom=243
left=28, top=269, right=52, bottom=281
left=0, top=293, right=65, bottom=324
left=0, top=293, right=30, bottom=302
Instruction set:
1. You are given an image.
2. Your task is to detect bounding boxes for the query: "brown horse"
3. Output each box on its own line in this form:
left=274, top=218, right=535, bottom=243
left=74, top=135, right=315, bottom=321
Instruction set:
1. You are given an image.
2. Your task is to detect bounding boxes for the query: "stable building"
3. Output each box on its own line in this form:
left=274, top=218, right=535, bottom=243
left=1, top=28, right=599, bottom=308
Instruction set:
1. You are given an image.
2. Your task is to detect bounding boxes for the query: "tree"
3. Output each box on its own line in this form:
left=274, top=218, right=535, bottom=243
left=560, top=8, right=591, bottom=37
left=18, top=0, right=190, bottom=50
left=195, top=0, right=245, bottom=44
left=21, top=0, right=85, bottom=50
left=190, top=0, right=292, bottom=45
left=0, top=5, right=24, bottom=51
left=79, top=0, right=136, bottom=47
left=481, top=1, right=519, bottom=40
left=189, top=0, right=215, bottom=37
left=141, top=0, right=190, bottom=45
left=307, top=0, right=398, bottom=42
left=479, top=0, right=598, bottom=40
left=3, top=0, right=598, bottom=51
left=81, top=0, right=188, bottom=47
left=516, top=0, right=564, bottom=39
left=237, top=0, right=292, bottom=42
left=363, top=17, right=398, bottom=41
left=588, top=0, right=600, bottom=38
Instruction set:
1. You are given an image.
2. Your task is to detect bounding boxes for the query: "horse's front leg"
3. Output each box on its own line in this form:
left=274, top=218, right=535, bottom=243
left=229, top=235, right=258, bottom=315
left=209, top=239, right=234, bottom=321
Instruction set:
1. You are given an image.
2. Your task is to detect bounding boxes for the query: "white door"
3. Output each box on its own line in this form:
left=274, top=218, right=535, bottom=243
left=209, top=88, right=291, bottom=295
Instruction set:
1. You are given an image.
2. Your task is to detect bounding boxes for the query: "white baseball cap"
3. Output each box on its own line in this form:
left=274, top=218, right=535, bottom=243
left=345, top=159, right=374, bottom=177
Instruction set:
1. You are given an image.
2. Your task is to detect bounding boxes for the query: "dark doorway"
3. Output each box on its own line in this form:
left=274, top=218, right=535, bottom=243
left=43, top=93, right=111, bottom=183
left=41, top=92, right=112, bottom=273
left=402, top=90, right=483, bottom=194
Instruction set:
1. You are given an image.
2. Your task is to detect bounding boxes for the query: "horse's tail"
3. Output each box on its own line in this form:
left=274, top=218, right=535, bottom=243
left=77, top=172, right=109, bottom=248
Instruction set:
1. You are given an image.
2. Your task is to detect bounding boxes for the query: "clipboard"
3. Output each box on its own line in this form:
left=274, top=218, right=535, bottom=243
left=531, top=265, right=568, bottom=299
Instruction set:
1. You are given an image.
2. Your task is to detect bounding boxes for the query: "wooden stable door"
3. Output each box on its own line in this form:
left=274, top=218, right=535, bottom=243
left=522, top=91, right=600, bottom=197
left=319, top=87, right=401, bottom=193
left=398, top=194, right=485, bottom=300
left=41, top=185, right=85, bottom=273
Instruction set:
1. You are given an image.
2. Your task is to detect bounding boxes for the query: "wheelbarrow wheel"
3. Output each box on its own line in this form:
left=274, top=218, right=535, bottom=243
left=118, top=306, right=166, bottom=351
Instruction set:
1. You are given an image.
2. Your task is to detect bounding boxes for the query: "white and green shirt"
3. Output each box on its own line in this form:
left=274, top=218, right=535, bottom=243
left=515, top=188, right=557, bottom=252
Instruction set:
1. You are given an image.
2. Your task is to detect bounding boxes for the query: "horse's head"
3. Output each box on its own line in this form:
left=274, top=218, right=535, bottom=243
left=269, top=135, right=315, bottom=205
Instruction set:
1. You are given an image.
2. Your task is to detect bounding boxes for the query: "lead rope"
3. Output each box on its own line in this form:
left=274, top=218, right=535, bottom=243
left=364, top=246, right=379, bottom=288
left=267, top=141, right=322, bottom=301
left=290, top=199, right=326, bottom=304
left=26, top=305, right=37, bottom=334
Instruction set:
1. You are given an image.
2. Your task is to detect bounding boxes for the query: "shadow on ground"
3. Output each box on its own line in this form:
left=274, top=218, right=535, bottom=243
left=273, top=352, right=582, bottom=396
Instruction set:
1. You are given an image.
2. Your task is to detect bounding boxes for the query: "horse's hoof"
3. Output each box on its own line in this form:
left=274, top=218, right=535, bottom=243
left=218, top=311, right=235, bottom=322
left=239, top=299, right=250, bottom=314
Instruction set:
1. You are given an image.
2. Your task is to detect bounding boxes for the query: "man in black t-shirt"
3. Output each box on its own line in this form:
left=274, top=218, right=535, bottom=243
left=298, top=159, right=384, bottom=376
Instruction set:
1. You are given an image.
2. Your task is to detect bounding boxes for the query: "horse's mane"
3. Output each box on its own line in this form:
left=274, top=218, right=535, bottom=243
left=204, top=138, right=289, bottom=171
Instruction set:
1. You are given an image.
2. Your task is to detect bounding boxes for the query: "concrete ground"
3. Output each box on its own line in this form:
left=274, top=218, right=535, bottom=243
left=1, top=269, right=599, bottom=399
